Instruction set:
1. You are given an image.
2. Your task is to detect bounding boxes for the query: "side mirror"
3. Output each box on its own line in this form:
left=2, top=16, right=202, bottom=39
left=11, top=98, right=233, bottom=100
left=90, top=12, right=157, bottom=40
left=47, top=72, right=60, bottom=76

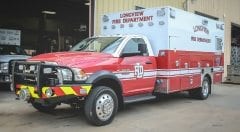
left=31, top=51, right=37, bottom=56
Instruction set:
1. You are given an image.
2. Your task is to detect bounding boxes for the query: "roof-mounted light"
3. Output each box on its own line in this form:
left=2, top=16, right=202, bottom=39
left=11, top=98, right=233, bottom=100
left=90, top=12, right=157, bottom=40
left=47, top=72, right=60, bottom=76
left=111, top=25, right=116, bottom=29
left=170, top=8, right=176, bottom=19
left=138, top=22, right=143, bottom=27
left=120, top=24, right=124, bottom=28
left=216, top=23, right=224, bottom=30
left=202, top=19, right=208, bottom=26
left=159, top=21, right=165, bottom=25
left=102, top=15, right=109, bottom=22
left=157, top=8, right=165, bottom=17
left=129, top=23, right=134, bottom=27
left=148, top=22, right=154, bottom=26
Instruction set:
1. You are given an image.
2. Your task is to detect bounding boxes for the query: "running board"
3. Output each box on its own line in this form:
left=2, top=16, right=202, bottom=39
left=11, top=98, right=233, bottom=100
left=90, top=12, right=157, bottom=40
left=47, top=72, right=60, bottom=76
left=124, top=93, right=156, bottom=104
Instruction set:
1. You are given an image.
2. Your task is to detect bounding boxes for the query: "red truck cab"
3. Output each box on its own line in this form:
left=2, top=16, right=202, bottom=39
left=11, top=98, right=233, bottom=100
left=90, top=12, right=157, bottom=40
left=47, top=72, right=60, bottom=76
left=13, top=35, right=158, bottom=125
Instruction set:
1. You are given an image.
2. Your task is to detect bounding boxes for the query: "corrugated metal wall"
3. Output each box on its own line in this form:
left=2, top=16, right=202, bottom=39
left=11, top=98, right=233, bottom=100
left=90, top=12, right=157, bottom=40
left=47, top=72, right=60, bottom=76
left=94, top=0, right=240, bottom=79
left=94, top=0, right=185, bottom=35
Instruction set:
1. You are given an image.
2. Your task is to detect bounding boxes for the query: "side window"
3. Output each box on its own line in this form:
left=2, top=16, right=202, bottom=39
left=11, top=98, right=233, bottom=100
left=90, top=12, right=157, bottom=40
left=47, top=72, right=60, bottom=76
left=122, top=38, right=148, bottom=56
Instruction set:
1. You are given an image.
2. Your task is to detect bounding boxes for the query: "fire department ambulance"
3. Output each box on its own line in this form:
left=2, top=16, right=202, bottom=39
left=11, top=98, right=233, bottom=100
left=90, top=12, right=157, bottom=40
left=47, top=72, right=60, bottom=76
left=13, top=6, right=224, bottom=126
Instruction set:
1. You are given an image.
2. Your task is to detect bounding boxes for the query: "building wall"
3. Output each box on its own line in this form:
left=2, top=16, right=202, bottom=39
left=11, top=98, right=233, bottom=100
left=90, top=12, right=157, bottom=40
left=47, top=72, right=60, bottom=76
left=94, top=0, right=240, bottom=79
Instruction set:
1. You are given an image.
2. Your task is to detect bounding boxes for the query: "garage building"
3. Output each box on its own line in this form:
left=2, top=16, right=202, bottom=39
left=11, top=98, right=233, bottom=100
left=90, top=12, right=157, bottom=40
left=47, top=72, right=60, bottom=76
left=0, top=0, right=239, bottom=80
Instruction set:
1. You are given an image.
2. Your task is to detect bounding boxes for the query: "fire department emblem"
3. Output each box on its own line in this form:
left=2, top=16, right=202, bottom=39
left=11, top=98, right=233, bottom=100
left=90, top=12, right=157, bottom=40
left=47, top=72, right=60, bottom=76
left=134, top=63, right=144, bottom=78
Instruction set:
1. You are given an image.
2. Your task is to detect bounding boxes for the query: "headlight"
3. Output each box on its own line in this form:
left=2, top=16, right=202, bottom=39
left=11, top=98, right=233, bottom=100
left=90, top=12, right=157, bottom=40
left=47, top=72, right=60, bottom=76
left=59, top=68, right=87, bottom=82
left=0, top=63, right=9, bottom=73
left=61, top=68, right=73, bottom=81
left=72, top=68, right=88, bottom=81
left=45, top=87, right=54, bottom=97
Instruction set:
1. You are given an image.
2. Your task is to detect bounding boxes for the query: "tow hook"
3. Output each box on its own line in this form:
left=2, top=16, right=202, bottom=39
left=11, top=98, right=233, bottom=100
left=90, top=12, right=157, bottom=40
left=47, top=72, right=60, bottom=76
left=19, top=89, right=31, bottom=101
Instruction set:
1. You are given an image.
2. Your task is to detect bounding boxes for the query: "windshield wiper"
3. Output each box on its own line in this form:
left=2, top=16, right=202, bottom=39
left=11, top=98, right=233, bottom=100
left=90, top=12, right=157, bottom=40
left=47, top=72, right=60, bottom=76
left=84, top=49, right=97, bottom=52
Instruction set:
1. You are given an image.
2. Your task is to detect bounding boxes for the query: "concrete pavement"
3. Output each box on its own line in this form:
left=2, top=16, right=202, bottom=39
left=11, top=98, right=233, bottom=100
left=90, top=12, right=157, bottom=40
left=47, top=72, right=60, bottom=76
left=0, top=84, right=239, bottom=132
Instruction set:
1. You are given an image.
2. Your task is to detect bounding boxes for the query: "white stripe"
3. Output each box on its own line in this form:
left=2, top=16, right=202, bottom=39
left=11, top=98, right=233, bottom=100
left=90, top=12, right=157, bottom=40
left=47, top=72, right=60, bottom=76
left=115, top=72, right=135, bottom=79
left=213, top=66, right=224, bottom=72
left=115, top=71, right=157, bottom=79
left=86, top=66, right=223, bottom=80
left=157, top=73, right=201, bottom=78
left=157, top=69, right=201, bottom=76
left=143, top=71, right=157, bottom=77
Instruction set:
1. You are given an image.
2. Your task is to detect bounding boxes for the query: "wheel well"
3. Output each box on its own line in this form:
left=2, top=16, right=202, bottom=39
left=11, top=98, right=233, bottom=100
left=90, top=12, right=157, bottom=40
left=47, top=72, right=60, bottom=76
left=204, top=74, right=212, bottom=85
left=92, top=78, right=123, bottom=109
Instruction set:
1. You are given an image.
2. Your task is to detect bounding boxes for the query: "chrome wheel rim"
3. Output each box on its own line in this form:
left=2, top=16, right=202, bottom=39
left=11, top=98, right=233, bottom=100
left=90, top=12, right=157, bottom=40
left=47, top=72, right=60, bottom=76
left=202, top=81, right=209, bottom=97
left=96, top=94, right=114, bottom=121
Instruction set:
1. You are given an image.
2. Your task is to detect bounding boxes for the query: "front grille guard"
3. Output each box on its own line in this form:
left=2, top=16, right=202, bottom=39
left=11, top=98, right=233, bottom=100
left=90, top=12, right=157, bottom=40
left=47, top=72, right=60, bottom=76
left=13, top=61, right=76, bottom=97
left=9, top=59, right=26, bottom=74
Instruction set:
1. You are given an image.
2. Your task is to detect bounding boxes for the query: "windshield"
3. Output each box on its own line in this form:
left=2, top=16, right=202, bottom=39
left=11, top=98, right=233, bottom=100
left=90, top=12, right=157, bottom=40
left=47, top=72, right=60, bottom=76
left=0, top=45, right=27, bottom=55
left=70, top=37, right=124, bottom=54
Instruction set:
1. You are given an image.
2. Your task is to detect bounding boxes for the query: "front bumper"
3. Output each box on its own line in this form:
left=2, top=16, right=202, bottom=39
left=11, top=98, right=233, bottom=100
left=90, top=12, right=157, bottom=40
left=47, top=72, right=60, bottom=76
left=13, top=61, right=92, bottom=103
left=16, top=84, right=92, bottom=99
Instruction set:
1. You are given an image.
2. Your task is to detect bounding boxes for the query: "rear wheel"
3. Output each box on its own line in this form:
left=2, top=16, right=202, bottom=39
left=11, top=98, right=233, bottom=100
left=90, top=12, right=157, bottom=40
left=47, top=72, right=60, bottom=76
left=84, top=86, right=118, bottom=126
left=32, top=102, right=57, bottom=113
left=189, top=77, right=211, bottom=100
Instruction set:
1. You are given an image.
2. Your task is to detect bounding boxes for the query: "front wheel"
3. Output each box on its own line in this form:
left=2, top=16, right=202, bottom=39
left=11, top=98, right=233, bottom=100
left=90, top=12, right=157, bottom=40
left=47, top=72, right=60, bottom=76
left=84, top=86, right=118, bottom=126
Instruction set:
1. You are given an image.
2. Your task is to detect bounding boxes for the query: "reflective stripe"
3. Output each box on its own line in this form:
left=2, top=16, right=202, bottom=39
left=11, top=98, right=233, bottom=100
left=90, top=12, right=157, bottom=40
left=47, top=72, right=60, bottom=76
left=16, top=84, right=92, bottom=99
left=115, top=70, right=157, bottom=79
left=213, top=66, right=224, bottom=72
left=157, top=69, right=201, bottom=76
left=82, top=85, right=91, bottom=94
left=113, top=66, right=223, bottom=79
left=60, top=86, right=78, bottom=95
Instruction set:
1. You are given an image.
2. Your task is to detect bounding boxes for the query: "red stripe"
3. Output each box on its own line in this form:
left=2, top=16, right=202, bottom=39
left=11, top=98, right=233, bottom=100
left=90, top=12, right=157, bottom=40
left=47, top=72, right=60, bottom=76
left=42, top=93, right=47, bottom=98
left=16, top=84, right=21, bottom=89
left=53, top=86, right=65, bottom=96
left=72, top=86, right=81, bottom=96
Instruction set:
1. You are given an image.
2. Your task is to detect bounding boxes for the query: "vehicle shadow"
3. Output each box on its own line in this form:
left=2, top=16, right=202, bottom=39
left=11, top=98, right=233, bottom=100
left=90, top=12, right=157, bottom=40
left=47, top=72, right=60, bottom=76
left=18, top=92, right=198, bottom=127
left=0, top=84, right=11, bottom=91
left=120, top=92, right=197, bottom=112
left=20, top=105, right=89, bottom=127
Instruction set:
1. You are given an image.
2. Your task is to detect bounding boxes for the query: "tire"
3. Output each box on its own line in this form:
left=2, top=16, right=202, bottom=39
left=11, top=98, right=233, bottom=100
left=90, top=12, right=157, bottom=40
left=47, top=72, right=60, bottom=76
left=84, top=86, right=118, bottom=126
left=32, top=102, right=57, bottom=113
left=189, top=77, right=211, bottom=100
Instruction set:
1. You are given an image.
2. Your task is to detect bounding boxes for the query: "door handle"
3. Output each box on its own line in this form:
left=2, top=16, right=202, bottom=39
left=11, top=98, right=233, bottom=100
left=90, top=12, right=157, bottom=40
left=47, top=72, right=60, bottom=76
left=145, top=61, right=152, bottom=64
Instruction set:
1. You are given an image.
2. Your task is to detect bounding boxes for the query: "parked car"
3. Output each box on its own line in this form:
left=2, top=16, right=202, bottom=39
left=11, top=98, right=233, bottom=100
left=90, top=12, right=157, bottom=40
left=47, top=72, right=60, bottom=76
left=0, top=44, right=31, bottom=90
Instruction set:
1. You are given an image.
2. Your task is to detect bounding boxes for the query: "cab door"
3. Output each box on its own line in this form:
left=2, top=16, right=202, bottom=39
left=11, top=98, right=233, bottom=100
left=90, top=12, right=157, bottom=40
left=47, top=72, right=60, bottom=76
left=118, top=38, right=156, bottom=96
